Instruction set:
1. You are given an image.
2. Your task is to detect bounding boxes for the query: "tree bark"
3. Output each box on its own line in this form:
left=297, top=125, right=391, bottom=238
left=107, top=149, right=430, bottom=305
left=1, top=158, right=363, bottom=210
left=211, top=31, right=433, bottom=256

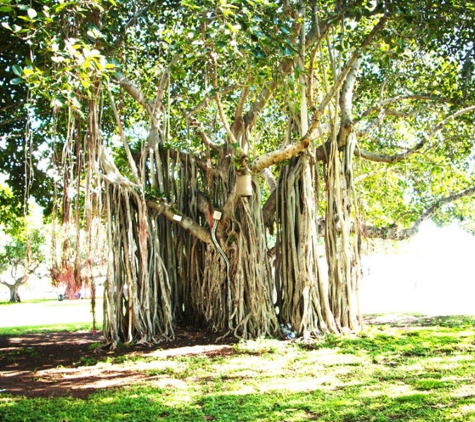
left=0, top=275, right=28, bottom=303
left=276, top=153, right=338, bottom=336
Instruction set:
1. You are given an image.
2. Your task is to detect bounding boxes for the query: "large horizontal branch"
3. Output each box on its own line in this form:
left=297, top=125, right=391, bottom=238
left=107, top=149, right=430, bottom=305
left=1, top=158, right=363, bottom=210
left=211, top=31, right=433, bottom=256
left=355, top=141, right=424, bottom=163
left=147, top=199, right=211, bottom=244
left=250, top=136, right=312, bottom=173
left=363, top=185, right=475, bottom=240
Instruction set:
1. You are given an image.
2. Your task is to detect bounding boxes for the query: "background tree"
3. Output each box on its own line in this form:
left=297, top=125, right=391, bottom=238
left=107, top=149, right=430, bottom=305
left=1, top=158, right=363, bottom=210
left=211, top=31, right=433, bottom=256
left=0, top=214, right=46, bottom=303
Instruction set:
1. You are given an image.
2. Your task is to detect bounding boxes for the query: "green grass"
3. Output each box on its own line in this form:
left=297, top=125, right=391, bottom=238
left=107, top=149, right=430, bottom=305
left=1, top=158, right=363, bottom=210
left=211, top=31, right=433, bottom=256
left=1, top=315, right=475, bottom=421
left=0, top=299, right=62, bottom=305
left=0, top=322, right=101, bottom=335
left=0, top=299, right=102, bottom=334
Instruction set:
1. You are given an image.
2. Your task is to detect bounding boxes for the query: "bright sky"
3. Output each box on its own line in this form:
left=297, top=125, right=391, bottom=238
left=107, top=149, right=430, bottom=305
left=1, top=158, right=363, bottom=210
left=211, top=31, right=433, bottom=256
left=360, top=221, right=475, bottom=315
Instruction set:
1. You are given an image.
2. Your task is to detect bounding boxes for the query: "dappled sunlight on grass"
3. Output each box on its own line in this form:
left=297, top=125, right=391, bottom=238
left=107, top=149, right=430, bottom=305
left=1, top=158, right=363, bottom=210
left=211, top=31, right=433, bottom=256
left=362, top=382, right=414, bottom=399
left=1, top=315, right=475, bottom=421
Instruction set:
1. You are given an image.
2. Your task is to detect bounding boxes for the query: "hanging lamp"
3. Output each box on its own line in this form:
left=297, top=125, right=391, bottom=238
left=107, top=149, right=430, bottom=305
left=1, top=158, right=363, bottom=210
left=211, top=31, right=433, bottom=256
left=235, top=173, right=253, bottom=196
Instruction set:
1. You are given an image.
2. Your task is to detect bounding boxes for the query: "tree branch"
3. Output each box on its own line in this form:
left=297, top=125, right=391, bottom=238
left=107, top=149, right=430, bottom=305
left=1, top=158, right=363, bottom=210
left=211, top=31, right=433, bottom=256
left=312, top=14, right=388, bottom=116
left=117, top=72, right=153, bottom=115
left=147, top=199, right=211, bottom=244
left=337, top=58, right=362, bottom=148
left=243, top=80, right=277, bottom=133
left=183, top=111, right=220, bottom=151
left=110, top=5, right=155, bottom=49
left=107, top=87, right=141, bottom=185
left=251, top=15, right=388, bottom=173
left=187, top=85, right=242, bottom=115
left=234, top=85, right=250, bottom=126
left=209, top=53, right=238, bottom=146
left=0, top=274, right=28, bottom=288
left=153, top=54, right=180, bottom=121
left=357, top=105, right=475, bottom=163
left=358, top=94, right=461, bottom=120
left=99, top=145, right=140, bottom=189
left=355, top=141, right=424, bottom=163
left=363, top=185, right=475, bottom=240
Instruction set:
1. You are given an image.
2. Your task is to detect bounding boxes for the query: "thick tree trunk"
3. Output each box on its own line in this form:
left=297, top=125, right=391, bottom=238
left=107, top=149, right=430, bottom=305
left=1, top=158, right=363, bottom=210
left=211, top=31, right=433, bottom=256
left=10, top=290, right=21, bottom=303
left=102, top=186, right=174, bottom=346
left=8, top=284, right=21, bottom=303
left=324, top=134, right=361, bottom=332
left=275, top=153, right=338, bottom=337
left=191, top=175, right=279, bottom=338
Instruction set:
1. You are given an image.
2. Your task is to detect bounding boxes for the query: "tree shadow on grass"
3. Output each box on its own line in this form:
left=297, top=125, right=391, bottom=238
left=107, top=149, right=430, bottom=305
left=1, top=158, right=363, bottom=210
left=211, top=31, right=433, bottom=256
left=0, top=326, right=237, bottom=399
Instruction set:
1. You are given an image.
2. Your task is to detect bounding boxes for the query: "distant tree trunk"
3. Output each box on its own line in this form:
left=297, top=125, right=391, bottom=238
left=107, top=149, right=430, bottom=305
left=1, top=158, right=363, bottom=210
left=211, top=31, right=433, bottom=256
left=10, top=290, right=20, bottom=303
left=0, top=275, right=28, bottom=303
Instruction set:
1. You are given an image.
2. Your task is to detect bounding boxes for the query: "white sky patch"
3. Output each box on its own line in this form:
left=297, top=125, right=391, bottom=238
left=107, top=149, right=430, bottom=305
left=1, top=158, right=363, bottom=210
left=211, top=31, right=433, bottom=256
left=360, top=221, right=475, bottom=315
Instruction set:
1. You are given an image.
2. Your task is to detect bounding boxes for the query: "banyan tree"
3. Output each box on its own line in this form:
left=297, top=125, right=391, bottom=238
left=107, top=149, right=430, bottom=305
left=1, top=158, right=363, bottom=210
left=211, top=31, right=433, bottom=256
left=2, top=0, right=475, bottom=346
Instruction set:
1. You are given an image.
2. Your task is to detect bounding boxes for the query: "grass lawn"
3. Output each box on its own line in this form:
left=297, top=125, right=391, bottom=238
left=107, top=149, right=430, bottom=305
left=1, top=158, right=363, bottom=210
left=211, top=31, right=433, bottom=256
left=0, top=305, right=474, bottom=421
left=0, top=299, right=102, bottom=334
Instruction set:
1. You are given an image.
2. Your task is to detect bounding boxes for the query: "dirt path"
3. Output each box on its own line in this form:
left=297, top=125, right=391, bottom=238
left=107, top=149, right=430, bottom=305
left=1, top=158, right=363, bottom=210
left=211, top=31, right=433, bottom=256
left=0, top=328, right=237, bottom=399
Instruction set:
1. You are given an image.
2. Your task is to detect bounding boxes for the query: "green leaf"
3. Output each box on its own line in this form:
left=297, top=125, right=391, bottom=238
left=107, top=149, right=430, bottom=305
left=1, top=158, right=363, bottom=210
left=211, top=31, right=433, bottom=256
left=10, top=78, right=23, bottom=85
left=0, top=6, right=12, bottom=12
left=12, top=65, right=23, bottom=77
left=22, top=67, right=34, bottom=76
left=50, top=97, right=64, bottom=108
left=27, top=8, right=37, bottom=19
